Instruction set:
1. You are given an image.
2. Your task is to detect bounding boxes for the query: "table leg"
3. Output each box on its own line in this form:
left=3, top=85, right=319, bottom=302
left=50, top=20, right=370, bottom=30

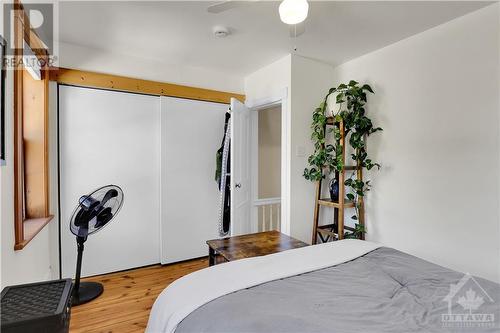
left=209, top=247, right=215, bottom=266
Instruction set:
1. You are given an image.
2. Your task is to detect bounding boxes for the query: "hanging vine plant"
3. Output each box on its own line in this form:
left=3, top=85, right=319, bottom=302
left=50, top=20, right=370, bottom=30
left=303, top=80, right=382, bottom=239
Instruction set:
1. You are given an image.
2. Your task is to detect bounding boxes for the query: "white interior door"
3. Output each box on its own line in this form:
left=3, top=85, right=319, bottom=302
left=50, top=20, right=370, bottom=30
left=59, top=86, right=161, bottom=278
left=160, top=97, right=228, bottom=264
left=230, top=98, right=251, bottom=235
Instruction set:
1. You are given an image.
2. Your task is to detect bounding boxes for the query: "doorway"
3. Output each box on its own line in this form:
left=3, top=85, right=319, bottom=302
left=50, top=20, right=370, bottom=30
left=251, top=104, right=282, bottom=233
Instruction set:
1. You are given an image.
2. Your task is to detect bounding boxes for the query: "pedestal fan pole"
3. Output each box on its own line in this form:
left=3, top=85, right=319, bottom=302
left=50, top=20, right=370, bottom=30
left=74, top=237, right=85, bottom=294
left=71, top=235, right=103, bottom=306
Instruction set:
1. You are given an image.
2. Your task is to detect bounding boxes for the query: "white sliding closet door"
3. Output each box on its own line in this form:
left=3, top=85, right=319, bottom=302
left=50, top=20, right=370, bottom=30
left=160, top=96, right=227, bottom=264
left=59, top=86, right=161, bottom=278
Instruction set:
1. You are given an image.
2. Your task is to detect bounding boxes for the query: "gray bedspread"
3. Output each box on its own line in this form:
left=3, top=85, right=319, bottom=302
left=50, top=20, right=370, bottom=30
left=176, top=247, right=500, bottom=333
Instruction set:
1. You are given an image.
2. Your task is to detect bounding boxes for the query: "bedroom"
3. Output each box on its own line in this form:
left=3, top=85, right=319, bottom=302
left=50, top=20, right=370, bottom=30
left=0, top=0, right=499, bottom=332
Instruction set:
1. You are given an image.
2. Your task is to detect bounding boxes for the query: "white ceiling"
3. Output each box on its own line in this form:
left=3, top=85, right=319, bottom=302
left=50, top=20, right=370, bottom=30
left=59, top=1, right=492, bottom=77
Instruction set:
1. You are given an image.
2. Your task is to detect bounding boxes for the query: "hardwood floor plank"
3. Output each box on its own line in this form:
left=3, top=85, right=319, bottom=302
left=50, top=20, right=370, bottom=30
left=87, top=314, right=150, bottom=333
left=70, top=258, right=207, bottom=332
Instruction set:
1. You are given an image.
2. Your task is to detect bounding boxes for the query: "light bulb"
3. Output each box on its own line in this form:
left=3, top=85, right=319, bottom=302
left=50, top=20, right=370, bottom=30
left=279, top=0, right=309, bottom=25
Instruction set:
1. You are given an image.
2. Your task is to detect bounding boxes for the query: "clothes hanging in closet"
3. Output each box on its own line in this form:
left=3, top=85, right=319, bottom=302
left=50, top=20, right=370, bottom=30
left=216, top=112, right=231, bottom=236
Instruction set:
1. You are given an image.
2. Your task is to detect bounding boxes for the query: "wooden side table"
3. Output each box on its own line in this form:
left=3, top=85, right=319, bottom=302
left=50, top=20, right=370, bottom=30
left=206, top=230, right=308, bottom=266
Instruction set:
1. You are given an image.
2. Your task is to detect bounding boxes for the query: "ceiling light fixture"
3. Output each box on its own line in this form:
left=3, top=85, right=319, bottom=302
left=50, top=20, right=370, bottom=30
left=279, top=0, right=309, bottom=25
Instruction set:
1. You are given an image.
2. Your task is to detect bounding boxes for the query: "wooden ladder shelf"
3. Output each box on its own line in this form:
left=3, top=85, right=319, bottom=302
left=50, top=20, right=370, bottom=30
left=312, top=117, right=365, bottom=244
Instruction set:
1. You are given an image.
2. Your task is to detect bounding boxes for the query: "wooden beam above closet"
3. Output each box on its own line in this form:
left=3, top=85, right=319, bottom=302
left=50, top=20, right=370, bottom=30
left=49, top=68, right=245, bottom=104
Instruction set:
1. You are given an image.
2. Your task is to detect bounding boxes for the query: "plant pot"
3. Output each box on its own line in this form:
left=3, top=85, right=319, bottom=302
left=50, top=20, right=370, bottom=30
left=329, top=178, right=339, bottom=202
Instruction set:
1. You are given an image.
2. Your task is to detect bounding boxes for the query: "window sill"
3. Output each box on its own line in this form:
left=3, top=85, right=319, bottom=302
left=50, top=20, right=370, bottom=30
left=14, top=215, right=54, bottom=250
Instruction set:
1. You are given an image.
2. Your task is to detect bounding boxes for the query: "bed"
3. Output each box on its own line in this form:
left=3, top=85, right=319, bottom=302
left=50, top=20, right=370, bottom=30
left=147, top=240, right=499, bottom=333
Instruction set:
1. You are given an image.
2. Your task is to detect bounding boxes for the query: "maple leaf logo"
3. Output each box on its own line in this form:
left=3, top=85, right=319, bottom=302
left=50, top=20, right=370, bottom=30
left=457, top=289, right=484, bottom=314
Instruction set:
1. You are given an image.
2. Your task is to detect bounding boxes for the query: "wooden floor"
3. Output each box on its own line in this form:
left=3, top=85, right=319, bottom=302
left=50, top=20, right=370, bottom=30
left=70, top=258, right=208, bottom=333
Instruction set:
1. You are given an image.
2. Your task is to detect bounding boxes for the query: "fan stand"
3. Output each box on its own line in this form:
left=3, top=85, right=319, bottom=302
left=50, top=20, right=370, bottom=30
left=71, top=236, right=103, bottom=306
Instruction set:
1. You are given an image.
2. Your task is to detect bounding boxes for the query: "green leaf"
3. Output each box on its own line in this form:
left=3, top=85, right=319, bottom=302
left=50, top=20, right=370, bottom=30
left=305, top=81, right=381, bottom=186
left=351, top=215, right=358, bottom=220
left=346, top=193, right=355, bottom=201
left=361, top=84, right=374, bottom=93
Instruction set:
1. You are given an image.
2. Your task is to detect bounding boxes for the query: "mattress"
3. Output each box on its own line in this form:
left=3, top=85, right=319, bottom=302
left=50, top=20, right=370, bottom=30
left=175, top=247, right=499, bottom=333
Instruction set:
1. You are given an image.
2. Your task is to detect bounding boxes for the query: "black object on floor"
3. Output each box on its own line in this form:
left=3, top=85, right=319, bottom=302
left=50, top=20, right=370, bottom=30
left=1, top=279, right=73, bottom=333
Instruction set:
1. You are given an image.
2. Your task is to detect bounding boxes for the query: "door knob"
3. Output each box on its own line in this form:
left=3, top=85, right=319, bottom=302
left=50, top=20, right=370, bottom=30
left=235, top=183, right=242, bottom=188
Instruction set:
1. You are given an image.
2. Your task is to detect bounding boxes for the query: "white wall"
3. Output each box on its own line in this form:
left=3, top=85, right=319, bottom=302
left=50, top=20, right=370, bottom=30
left=0, top=71, right=54, bottom=289
left=48, top=82, right=60, bottom=280
left=244, top=54, right=334, bottom=242
left=59, top=42, right=244, bottom=94
left=289, top=55, right=334, bottom=243
left=245, top=55, right=292, bottom=235
left=332, top=4, right=500, bottom=282
left=244, top=55, right=291, bottom=105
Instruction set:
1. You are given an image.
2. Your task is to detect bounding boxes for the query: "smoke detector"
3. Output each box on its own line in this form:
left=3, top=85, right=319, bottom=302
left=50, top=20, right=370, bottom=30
left=213, top=26, right=230, bottom=38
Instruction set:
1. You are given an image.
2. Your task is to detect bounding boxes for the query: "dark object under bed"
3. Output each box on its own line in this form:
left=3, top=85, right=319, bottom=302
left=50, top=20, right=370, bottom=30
left=176, top=247, right=500, bottom=333
left=1, top=279, right=73, bottom=333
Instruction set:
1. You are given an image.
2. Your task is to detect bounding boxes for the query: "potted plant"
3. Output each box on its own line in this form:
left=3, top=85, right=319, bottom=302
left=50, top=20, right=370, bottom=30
left=303, top=80, right=382, bottom=239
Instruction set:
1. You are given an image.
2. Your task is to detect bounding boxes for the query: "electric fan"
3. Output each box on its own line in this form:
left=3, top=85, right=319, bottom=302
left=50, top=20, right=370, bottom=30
left=69, top=185, right=124, bottom=306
